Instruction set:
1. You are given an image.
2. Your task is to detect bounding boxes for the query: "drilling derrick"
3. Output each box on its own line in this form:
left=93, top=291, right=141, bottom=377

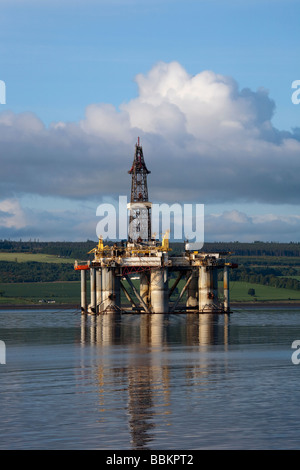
left=128, top=137, right=152, bottom=242
left=75, top=138, right=238, bottom=315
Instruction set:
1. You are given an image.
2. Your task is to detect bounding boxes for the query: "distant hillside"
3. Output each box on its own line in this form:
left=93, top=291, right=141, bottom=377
left=202, top=241, right=300, bottom=257
left=0, top=240, right=299, bottom=288
left=0, top=240, right=97, bottom=260
left=0, top=240, right=300, bottom=257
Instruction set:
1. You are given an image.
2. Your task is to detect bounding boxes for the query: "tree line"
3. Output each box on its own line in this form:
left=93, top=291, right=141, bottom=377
left=0, top=240, right=97, bottom=260
left=1, top=240, right=300, bottom=257
left=0, top=240, right=300, bottom=289
left=202, top=241, right=300, bottom=257
left=228, top=266, right=300, bottom=291
left=0, top=260, right=299, bottom=292
left=0, top=261, right=79, bottom=283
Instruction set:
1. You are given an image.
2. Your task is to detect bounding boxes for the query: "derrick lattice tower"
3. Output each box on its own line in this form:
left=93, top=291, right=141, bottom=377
left=128, top=138, right=152, bottom=242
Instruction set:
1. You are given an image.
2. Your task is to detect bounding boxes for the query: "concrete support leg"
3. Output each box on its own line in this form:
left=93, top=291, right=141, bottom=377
left=186, top=271, right=198, bottom=309
left=150, top=268, right=168, bottom=313
left=140, top=272, right=150, bottom=308
left=81, top=269, right=87, bottom=314
left=223, top=265, right=230, bottom=313
left=90, top=267, right=97, bottom=314
left=115, top=272, right=121, bottom=310
left=96, top=269, right=102, bottom=314
left=198, top=266, right=219, bottom=313
left=101, top=267, right=112, bottom=312
left=198, top=267, right=205, bottom=312
left=101, top=268, right=120, bottom=313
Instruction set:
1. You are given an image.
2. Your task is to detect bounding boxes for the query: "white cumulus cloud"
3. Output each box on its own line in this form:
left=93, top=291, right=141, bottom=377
left=0, top=60, right=300, bottom=241
left=205, top=210, right=300, bottom=242
left=0, top=61, right=299, bottom=206
left=0, top=199, right=27, bottom=229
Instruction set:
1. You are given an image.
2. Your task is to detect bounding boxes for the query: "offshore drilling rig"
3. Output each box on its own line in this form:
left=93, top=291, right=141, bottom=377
left=74, top=139, right=237, bottom=314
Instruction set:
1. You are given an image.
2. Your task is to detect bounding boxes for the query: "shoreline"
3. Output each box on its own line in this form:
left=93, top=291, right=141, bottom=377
left=0, top=303, right=80, bottom=310
left=1, top=301, right=300, bottom=310
left=231, top=301, right=300, bottom=308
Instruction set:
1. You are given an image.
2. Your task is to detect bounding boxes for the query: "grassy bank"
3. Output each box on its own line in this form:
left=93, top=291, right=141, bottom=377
left=0, top=281, right=81, bottom=305
left=222, top=281, right=300, bottom=302
left=1, top=279, right=300, bottom=306
left=0, top=252, right=76, bottom=264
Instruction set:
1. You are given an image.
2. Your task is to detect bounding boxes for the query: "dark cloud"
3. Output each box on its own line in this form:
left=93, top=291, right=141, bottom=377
left=205, top=210, right=300, bottom=242
left=1, top=203, right=299, bottom=243
left=0, top=62, right=299, bottom=207
left=0, top=61, right=300, bottom=242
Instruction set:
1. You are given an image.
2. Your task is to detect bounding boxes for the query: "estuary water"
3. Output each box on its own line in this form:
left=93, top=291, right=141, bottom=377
left=0, top=307, right=300, bottom=450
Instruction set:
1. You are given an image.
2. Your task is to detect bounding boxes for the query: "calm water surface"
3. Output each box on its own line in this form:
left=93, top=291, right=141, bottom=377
left=0, top=307, right=300, bottom=450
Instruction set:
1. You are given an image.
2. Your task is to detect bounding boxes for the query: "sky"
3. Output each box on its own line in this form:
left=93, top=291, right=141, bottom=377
left=0, top=0, right=300, bottom=243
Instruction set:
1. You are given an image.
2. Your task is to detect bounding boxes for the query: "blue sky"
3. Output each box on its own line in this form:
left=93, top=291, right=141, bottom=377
left=0, top=0, right=300, bottom=242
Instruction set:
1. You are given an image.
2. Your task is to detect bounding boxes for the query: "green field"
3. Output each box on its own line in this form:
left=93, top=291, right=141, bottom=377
left=222, top=281, right=300, bottom=302
left=0, top=281, right=81, bottom=305
left=0, top=279, right=142, bottom=306
left=0, top=241, right=299, bottom=306
left=0, top=279, right=300, bottom=306
left=0, top=252, right=76, bottom=264
left=232, top=256, right=300, bottom=267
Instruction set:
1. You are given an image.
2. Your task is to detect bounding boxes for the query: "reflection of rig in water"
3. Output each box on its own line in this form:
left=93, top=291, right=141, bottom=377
left=80, top=313, right=231, bottom=449
left=74, top=138, right=237, bottom=315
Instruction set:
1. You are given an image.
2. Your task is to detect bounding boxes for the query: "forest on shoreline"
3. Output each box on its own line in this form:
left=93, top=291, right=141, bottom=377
left=0, top=240, right=299, bottom=292
left=1, top=239, right=300, bottom=258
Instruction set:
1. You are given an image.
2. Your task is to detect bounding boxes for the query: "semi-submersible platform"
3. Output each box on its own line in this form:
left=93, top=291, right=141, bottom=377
left=74, top=139, right=237, bottom=315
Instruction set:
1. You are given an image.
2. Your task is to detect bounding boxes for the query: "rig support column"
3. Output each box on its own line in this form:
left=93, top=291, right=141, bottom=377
left=101, top=268, right=120, bottom=313
left=198, top=266, right=218, bottom=313
left=150, top=268, right=168, bottom=313
left=81, top=269, right=87, bottom=314
left=186, top=271, right=198, bottom=309
left=115, top=271, right=121, bottom=310
left=90, top=267, right=97, bottom=314
left=96, top=269, right=102, bottom=313
left=224, top=265, right=230, bottom=313
left=101, top=267, right=111, bottom=312
left=140, top=272, right=150, bottom=308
